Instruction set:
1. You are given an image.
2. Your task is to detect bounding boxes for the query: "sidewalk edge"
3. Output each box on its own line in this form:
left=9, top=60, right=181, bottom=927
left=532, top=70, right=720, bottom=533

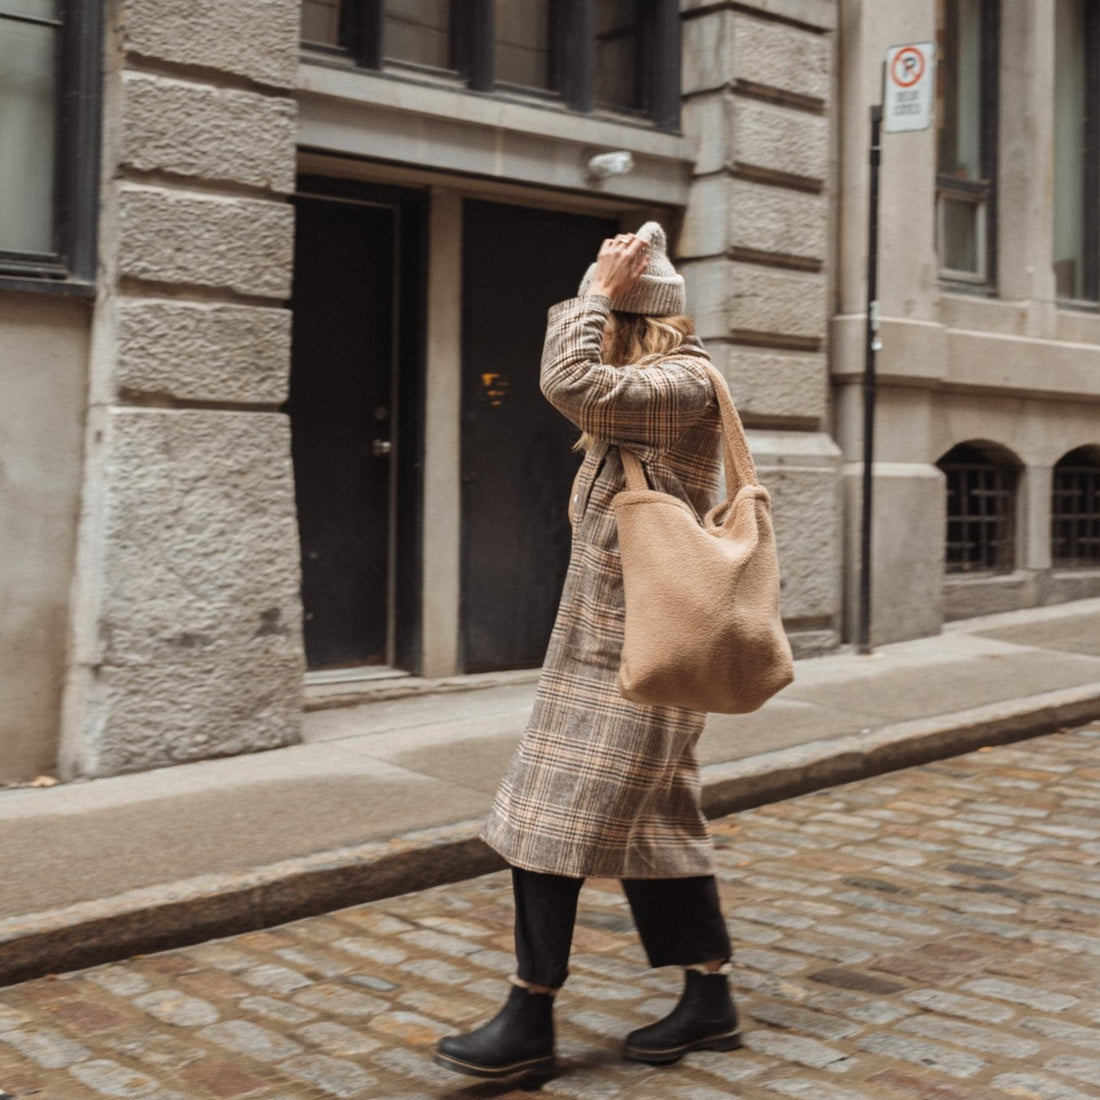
left=700, top=681, right=1100, bottom=816
left=3, top=683, right=1098, bottom=988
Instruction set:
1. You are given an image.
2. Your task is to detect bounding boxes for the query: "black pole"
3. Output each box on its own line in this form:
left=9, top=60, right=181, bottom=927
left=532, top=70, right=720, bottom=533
left=858, top=105, right=882, bottom=655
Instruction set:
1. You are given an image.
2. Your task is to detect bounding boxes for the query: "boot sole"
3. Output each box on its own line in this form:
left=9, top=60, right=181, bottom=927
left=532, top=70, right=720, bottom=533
left=624, top=1028, right=743, bottom=1065
left=432, top=1048, right=556, bottom=1080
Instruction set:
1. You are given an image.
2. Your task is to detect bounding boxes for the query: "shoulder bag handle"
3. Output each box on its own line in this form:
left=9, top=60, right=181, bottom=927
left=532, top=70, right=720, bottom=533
left=620, top=361, right=759, bottom=499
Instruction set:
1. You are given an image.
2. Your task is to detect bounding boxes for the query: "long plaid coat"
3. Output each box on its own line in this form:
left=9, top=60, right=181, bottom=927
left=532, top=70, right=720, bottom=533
left=481, top=296, right=723, bottom=878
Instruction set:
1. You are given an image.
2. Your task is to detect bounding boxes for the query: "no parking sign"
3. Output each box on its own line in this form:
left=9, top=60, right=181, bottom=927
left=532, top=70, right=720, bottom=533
left=857, top=41, right=937, bottom=650
left=883, top=42, right=935, bottom=132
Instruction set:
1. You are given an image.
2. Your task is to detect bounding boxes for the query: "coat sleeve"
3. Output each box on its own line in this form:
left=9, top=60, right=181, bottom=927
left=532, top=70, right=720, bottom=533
left=540, top=296, right=712, bottom=451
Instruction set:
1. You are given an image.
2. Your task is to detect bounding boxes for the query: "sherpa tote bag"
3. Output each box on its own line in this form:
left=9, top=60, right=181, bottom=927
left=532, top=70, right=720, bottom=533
left=614, top=361, right=793, bottom=714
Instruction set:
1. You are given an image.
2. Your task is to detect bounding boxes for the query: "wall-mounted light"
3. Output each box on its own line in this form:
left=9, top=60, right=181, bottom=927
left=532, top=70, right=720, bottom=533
left=586, top=150, right=634, bottom=181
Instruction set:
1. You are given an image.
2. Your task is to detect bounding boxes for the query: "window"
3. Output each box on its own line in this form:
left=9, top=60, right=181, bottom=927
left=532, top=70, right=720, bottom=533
left=301, top=0, right=681, bottom=129
left=1052, top=447, right=1100, bottom=567
left=302, top=1, right=342, bottom=47
left=595, top=0, right=641, bottom=112
left=938, top=442, right=1019, bottom=573
left=935, top=0, right=999, bottom=285
left=495, top=0, right=556, bottom=92
left=1053, top=0, right=1099, bottom=304
left=0, top=1, right=101, bottom=287
left=385, top=0, right=452, bottom=70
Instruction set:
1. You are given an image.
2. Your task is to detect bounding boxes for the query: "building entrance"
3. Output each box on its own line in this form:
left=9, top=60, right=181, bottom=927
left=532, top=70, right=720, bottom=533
left=288, top=183, right=424, bottom=671
left=460, top=200, right=619, bottom=671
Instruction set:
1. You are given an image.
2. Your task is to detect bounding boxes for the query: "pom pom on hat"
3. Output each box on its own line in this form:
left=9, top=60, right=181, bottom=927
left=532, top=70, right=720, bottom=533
left=635, top=221, right=667, bottom=252
left=577, top=221, right=686, bottom=316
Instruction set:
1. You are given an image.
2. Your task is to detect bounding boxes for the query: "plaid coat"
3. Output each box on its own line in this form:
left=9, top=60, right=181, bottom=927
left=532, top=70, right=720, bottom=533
left=481, top=296, right=723, bottom=878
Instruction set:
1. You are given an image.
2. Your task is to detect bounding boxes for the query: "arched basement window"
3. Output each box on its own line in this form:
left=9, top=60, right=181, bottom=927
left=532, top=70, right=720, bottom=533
left=1052, top=446, right=1100, bottom=566
left=937, top=442, right=1020, bottom=573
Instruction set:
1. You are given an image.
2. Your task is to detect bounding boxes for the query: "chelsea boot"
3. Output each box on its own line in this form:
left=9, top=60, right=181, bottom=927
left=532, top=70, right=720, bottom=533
left=624, top=968, right=742, bottom=1064
left=433, top=983, right=555, bottom=1079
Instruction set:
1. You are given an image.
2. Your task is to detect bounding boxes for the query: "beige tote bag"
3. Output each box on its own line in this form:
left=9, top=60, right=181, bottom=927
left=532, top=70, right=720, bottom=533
left=614, top=361, right=794, bottom=714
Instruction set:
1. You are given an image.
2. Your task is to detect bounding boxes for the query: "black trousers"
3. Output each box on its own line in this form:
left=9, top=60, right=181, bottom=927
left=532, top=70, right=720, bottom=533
left=512, top=867, right=732, bottom=989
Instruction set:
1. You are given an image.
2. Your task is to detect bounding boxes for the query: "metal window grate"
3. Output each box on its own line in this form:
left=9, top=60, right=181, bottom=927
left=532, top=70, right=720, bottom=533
left=939, top=443, right=1018, bottom=573
left=1052, top=449, right=1100, bottom=567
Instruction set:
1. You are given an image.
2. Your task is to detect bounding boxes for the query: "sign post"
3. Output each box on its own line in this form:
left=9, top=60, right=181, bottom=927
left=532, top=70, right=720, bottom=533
left=857, top=42, right=935, bottom=655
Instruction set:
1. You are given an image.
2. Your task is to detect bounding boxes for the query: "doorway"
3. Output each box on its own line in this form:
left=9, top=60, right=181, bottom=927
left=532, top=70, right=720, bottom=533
left=460, top=200, right=619, bottom=671
left=287, top=180, right=425, bottom=672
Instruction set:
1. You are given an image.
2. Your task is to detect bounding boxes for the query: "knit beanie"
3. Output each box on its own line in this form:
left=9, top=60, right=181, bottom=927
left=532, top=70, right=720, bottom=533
left=577, top=221, right=686, bottom=315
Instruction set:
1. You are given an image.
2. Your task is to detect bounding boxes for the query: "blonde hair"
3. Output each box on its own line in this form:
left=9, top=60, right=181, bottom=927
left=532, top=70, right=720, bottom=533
left=575, top=311, right=696, bottom=451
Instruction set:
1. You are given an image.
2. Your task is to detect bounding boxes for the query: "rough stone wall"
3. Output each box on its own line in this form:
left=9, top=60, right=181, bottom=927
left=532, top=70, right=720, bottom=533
left=679, top=0, right=842, bottom=656
left=58, top=0, right=304, bottom=778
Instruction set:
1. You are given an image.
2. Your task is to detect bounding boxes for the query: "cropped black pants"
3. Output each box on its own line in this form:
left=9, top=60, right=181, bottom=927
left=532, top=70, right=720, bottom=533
left=512, top=867, right=732, bottom=990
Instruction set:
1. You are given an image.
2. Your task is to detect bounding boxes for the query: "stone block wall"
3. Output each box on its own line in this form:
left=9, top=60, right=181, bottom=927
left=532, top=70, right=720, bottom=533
left=59, top=0, right=304, bottom=778
left=680, top=0, right=842, bottom=656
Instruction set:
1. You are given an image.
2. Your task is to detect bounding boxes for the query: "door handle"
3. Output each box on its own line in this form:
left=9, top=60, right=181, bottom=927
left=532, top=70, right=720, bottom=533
left=372, top=439, right=392, bottom=457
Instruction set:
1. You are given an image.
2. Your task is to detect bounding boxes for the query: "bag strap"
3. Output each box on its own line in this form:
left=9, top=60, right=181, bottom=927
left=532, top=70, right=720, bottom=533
left=619, top=360, right=758, bottom=499
left=701, top=360, right=759, bottom=497
left=619, top=448, right=650, bottom=490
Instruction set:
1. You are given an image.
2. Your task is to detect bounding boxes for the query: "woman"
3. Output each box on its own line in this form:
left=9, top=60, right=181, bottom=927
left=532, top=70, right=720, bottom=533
left=434, top=223, right=740, bottom=1080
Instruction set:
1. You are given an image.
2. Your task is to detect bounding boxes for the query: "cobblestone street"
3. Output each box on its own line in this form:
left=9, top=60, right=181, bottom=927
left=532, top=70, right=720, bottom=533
left=2, top=726, right=1099, bottom=1099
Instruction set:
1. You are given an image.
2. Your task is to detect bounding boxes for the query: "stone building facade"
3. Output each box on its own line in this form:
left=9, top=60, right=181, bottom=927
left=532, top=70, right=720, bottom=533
left=0, top=0, right=1095, bottom=781
left=834, top=0, right=1100, bottom=642
left=679, top=1, right=841, bottom=658
left=59, top=1, right=306, bottom=780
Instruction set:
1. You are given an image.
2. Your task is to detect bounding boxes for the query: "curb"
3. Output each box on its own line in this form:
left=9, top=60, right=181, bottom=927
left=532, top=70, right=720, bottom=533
left=700, top=681, right=1100, bottom=817
left=0, top=822, right=506, bottom=989
left=2, top=682, right=1098, bottom=988
left=304, top=668, right=540, bottom=712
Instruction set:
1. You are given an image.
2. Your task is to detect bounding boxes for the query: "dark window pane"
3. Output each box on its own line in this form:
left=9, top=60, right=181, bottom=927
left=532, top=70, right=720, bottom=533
left=302, top=0, right=341, bottom=45
left=385, top=0, right=452, bottom=69
left=1053, top=0, right=1089, bottom=300
left=495, top=0, right=554, bottom=90
left=0, top=14, right=57, bottom=254
left=940, top=194, right=981, bottom=273
left=937, top=0, right=984, bottom=179
left=595, top=0, right=641, bottom=111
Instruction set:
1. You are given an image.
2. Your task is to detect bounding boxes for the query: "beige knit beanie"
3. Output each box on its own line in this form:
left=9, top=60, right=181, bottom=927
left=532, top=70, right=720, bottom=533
left=577, top=221, right=686, bottom=315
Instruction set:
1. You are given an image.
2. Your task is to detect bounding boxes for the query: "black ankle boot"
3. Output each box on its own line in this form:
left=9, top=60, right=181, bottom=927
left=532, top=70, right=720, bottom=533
left=624, top=969, right=742, bottom=1064
left=433, top=984, right=555, bottom=1079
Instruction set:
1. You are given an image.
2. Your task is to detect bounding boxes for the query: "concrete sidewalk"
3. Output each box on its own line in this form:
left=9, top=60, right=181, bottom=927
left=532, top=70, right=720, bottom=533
left=2, top=599, right=1098, bottom=986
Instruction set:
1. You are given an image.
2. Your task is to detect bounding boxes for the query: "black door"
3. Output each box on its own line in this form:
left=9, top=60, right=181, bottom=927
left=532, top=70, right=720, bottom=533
left=460, top=201, right=619, bottom=671
left=288, top=188, right=424, bottom=670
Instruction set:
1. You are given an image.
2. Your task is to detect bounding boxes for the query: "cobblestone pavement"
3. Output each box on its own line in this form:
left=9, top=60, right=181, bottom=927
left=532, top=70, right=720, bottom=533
left=2, top=725, right=1099, bottom=1099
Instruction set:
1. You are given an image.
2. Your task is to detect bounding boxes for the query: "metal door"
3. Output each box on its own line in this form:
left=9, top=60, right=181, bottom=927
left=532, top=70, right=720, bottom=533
left=460, top=200, right=619, bottom=671
left=288, top=194, right=398, bottom=669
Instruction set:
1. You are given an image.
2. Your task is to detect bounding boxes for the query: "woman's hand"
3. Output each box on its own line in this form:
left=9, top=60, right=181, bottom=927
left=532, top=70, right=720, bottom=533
left=587, top=234, right=649, bottom=300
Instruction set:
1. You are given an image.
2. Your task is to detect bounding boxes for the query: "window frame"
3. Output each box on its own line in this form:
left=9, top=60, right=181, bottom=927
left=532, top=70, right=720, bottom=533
left=935, top=0, right=1000, bottom=289
left=0, top=0, right=102, bottom=293
left=488, top=0, right=560, bottom=100
left=1054, top=0, right=1100, bottom=308
left=938, top=442, right=1019, bottom=575
left=307, top=0, right=681, bottom=131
